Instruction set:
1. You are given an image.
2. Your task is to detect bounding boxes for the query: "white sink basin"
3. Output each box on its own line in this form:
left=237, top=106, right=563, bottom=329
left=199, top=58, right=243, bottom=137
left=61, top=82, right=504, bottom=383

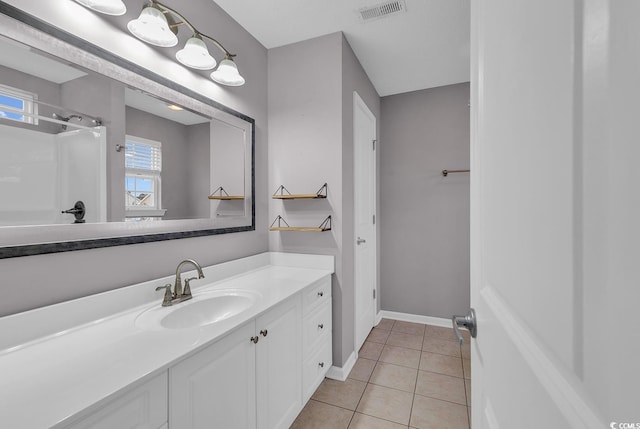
left=136, top=289, right=260, bottom=330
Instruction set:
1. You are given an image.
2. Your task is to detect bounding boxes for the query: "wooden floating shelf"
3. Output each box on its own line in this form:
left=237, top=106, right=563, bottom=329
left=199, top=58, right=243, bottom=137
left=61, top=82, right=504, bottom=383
left=269, top=226, right=330, bottom=232
left=209, top=186, right=244, bottom=200
left=208, top=195, right=244, bottom=200
left=272, top=194, right=326, bottom=200
left=269, top=215, right=332, bottom=232
left=272, top=183, right=327, bottom=200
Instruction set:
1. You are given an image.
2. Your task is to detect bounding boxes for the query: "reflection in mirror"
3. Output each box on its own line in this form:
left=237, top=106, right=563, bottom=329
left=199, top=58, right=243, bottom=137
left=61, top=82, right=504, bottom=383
left=0, top=33, right=249, bottom=227
left=0, top=6, right=255, bottom=258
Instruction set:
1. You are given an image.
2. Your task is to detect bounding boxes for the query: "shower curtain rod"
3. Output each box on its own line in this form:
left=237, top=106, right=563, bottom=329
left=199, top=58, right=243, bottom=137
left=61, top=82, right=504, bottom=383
left=441, top=169, right=470, bottom=177
left=31, top=98, right=102, bottom=125
left=0, top=105, right=99, bottom=130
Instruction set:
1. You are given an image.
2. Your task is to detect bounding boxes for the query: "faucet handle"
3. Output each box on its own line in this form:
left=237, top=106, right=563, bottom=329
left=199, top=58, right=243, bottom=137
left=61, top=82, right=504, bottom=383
left=183, top=277, right=198, bottom=297
left=155, top=284, right=173, bottom=306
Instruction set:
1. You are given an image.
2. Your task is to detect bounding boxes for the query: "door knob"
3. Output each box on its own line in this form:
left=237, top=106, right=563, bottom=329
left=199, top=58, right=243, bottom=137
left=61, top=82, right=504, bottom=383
left=357, top=237, right=366, bottom=245
left=452, top=308, right=477, bottom=345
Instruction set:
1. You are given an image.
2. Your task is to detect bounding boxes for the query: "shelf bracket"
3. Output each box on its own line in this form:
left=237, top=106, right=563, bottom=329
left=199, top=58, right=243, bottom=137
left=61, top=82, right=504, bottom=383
left=209, top=186, right=230, bottom=198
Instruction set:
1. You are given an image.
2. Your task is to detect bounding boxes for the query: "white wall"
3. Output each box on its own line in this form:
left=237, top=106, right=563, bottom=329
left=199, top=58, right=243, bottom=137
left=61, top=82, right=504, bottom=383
left=0, top=0, right=269, bottom=316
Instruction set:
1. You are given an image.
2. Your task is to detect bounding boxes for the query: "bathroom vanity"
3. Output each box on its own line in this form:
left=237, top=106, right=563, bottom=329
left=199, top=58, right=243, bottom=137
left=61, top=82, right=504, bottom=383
left=0, top=252, right=334, bottom=429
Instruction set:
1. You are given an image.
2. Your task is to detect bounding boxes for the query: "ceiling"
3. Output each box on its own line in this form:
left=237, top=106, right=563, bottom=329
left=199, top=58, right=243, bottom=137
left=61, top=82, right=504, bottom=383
left=212, top=0, right=470, bottom=97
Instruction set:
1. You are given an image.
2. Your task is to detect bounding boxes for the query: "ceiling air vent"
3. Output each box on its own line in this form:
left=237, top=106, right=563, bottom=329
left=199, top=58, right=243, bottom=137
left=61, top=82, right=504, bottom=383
left=359, top=0, right=407, bottom=22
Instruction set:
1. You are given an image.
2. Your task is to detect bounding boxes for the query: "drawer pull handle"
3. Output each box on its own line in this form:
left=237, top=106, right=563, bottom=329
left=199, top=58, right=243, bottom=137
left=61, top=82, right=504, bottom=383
left=317, top=291, right=324, bottom=297
left=318, top=323, right=324, bottom=329
left=318, top=362, right=325, bottom=368
left=260, top=329, right=268, bottom=337
left=250, top=336, right=259, bottom=344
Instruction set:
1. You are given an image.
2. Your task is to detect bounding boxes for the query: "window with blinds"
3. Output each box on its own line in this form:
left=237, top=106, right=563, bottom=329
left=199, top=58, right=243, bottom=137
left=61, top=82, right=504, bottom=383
left=0, top=84, right=37, bottom=125
left=124, top=135, right=163, bottom=215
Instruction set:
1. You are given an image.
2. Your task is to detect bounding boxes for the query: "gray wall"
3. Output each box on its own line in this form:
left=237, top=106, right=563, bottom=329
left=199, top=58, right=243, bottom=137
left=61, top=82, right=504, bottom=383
left=268, top=32, right=380, bottom=368
left=380, top=83, right=470, bottom=319
left=0, top=0, right=268, bottom=317
left=126, top=106, right=195, bottom=220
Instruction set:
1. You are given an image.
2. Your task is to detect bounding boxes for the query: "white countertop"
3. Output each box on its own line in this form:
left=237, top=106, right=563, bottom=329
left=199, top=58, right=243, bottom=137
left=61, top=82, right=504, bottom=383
left=0, top=252, right=334, bottom=429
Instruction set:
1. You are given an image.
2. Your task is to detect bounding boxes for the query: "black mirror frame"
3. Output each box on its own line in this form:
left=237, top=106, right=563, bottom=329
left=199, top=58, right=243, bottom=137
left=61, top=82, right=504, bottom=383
left=0, top=2, right=255, bottom=259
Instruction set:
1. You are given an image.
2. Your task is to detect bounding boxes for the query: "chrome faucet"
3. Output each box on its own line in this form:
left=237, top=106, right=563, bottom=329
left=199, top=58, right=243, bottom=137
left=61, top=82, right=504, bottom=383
left=155, top=259, right=205, bottom=306
left=174, top=259, right=205, bottom=298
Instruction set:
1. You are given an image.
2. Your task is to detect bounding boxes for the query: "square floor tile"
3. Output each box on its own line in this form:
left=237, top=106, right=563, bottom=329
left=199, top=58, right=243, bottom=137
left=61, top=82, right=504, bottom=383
left=416, top=370, right=466, bottom=405
left=349, top=358, right=377, bottom=382
left=463, top=358, right=471, bottom=380
left=311, top=378, right=367, bottom=410
left=419, top=352, right=464, bottom=378
left=387, top=331, right=424, bottom=350
left=369, top=362, right=418, bottom=392
left=410, top=394, right=469, bottom=429
left=290, top=399, right=353, bottom=429
left=376, top=318, right=395, bottom=331
left=392, top=320, right=426, bottom=336
left=359, top=341, right=384, bottom=360
left=424, top=325, right=458, bottom=342
left=379, top=345, right=421, bottom=369
left=356, top=384, right=413, bottom=425
left=367, top=328, right=391, bottom=344
left=349, top=412, right=407, bottom=429
left=422, top=336, right=462, bottom=357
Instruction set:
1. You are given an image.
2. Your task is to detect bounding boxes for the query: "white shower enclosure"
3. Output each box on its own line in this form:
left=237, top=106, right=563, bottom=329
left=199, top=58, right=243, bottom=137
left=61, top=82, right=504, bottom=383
left=0, top=123, right=107, bottom=226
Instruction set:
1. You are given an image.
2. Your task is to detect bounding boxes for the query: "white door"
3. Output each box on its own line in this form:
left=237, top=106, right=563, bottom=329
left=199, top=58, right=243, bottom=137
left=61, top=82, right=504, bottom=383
left=354, top=91, right=377, bottom=351
left=470, top=1, right=637, bottom=428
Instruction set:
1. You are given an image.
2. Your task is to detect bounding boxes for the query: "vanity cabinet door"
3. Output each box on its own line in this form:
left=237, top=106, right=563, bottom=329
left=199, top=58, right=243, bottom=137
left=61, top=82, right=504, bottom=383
left=255, top=295, right=302, bottom=429
left=60, top=372, right=168, bottom=429
left=169, top=321, right=257, bottom=429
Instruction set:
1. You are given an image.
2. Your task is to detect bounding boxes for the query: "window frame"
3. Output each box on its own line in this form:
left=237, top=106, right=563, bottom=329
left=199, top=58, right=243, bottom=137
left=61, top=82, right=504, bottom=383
left=0, top=83, right=38, bottom=125
left=124, top=134, right=165, bottom=217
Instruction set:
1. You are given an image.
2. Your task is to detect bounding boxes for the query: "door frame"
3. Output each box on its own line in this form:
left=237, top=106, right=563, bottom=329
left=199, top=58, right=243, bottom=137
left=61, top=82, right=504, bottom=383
left=353, top=91, right=378, bottom=353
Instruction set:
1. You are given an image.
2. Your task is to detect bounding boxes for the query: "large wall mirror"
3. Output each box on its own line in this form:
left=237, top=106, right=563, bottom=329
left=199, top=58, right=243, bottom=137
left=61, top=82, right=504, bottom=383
left=0, top=4, right=255, bottom=258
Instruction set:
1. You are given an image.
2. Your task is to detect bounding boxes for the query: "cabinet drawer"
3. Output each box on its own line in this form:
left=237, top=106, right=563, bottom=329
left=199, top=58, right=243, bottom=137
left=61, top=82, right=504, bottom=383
left=302, top=340, right=332, bottom=403
left=302, top=276, right=331, bottom=314
left=302, top=302, right=332, bottom=352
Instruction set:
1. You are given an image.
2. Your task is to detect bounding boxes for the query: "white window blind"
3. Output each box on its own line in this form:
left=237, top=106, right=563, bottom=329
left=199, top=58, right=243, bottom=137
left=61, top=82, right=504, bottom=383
left=125, top=138, right=162, bottom=173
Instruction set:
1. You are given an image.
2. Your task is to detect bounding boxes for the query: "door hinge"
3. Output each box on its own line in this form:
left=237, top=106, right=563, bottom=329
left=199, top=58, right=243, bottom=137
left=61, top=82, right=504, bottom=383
left=373, top=289, right=376, bottom=299
left=372, top=139, right=376, bottom=150
left=372, top=214, right=376, bottom=225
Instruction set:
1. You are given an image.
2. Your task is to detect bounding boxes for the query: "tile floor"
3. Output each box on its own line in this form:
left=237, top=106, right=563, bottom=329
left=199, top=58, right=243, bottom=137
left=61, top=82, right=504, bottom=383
left=291, top=319, right=471, bottom=429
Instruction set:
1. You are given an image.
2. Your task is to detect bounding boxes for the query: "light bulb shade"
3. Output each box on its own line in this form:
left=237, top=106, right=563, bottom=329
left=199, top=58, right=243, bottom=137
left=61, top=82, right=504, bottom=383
left=74, top=0, right=126, bottom=15
left=127, top=6, right=178, bottom=47
left=176, top=37, right=217, bottom=70
left=210, top=58, right=245, bottom=87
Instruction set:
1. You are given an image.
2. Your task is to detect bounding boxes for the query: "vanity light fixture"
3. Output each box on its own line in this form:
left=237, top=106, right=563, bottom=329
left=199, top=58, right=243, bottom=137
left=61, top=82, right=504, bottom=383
left=74, top=0, right=245, bottom=86
left=127, top=4, right=178, bottom=47
left=74, top=0, right=127, bottom=16
left=167, top=104, right=183, bottom=111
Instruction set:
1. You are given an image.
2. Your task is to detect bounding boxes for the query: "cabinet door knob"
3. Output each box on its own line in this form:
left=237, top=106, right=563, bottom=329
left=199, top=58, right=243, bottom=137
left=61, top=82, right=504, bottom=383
left=250, top=336, right=259, bottom=344
left=317, top=291, right=324, bottom=297
left=318, top=323, right=324, bottom=329
left=260, top=329, right=268, bottom=337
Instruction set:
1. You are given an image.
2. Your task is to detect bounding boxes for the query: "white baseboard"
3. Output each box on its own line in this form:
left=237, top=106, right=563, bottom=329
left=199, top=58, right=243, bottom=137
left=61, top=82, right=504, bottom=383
left=326, top=350, right=357, bottom=381
left=378, top=310, right=452, bottom=329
